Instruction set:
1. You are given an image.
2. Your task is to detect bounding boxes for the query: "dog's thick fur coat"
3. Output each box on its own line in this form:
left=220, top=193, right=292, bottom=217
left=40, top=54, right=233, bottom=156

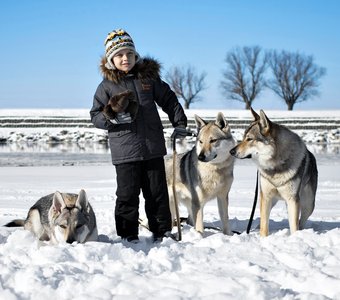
left=230, top=109, right=318, bottom=236
left=166, top=113, right=235, bottom=235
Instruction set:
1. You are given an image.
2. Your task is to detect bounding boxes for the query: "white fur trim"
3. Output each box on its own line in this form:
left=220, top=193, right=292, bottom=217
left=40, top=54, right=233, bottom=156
left=105, top=59, right=115, bottom=70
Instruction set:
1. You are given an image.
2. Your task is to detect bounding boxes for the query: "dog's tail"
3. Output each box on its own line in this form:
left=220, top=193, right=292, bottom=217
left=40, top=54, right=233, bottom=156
left=4, top=219, right=25, bottom=227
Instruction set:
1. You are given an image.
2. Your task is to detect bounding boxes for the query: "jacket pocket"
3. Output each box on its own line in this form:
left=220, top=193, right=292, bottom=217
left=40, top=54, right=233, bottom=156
left=108, top=124, right=141, bottom=162
left=109, top=128, right=131, bottom=138
left=108, top=122, right=134, bottom=137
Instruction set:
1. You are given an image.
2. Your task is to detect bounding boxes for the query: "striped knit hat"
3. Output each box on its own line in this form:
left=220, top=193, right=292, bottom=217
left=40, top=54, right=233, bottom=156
left=104, top=29, right=139, bottom=70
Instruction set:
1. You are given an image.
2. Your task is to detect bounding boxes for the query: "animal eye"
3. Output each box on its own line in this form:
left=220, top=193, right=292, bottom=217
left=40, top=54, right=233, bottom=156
left=246, top=137, right=253, bottom=142
left=59, top=225, right=67, bottom=229
left=199, top=140, right=203, bottom=144
left=210, top=139, right=217, bottom=143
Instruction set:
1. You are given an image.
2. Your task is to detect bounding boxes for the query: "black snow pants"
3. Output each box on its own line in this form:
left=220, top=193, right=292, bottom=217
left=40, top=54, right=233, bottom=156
left=114, top=157, right=172, bottom=238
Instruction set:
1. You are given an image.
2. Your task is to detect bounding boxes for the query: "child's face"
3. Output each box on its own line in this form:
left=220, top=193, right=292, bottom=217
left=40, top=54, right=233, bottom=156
left=112, top=49, right=136, bottom=72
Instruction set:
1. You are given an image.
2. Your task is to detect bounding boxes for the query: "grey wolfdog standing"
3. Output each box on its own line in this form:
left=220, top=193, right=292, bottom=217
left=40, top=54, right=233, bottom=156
left=5, top=189, right=98, bottom=244
left=230, top=108, right=318, bottom=236
left=165, top=112, right=236, bottom=235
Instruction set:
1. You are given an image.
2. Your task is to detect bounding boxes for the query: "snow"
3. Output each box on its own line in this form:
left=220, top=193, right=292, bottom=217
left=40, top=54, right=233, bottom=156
left=0, top=109, right=340, bottom=299
left=1, top=160, right=340, bottom=299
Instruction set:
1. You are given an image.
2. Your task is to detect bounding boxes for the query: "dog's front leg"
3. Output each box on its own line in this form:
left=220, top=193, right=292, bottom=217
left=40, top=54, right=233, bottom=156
left=280, top=186, right=300, bottom=234
left=259, top=190, right=272, bottom=237
left=168, top=194, right=177, bottom=228
left=191, top=204, right=204, bottom=234
left=286, top=198, right=300, bottom=234
left=217, top=195, right=231, bottom=235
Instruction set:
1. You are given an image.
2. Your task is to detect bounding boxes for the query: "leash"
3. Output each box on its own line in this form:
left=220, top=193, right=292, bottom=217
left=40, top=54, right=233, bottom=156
left=246, top=170, right=259, bottom=234
left=172, top=142, right=182, bottom=241
left=171, top=128, right=196, bottom=241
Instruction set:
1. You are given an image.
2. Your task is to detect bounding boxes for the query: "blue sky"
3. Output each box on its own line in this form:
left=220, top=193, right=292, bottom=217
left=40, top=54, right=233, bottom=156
left=0, top=0, right=339, bottom=110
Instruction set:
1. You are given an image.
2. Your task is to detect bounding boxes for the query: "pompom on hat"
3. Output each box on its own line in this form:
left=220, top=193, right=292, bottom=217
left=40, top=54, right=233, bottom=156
left=104, top=29, right=140, bottom=70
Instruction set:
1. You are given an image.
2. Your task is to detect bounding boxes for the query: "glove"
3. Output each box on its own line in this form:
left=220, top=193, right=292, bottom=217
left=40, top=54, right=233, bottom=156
left=171, top=126, right=192, bottom=139
left=109, top=112, right=132, bottom=124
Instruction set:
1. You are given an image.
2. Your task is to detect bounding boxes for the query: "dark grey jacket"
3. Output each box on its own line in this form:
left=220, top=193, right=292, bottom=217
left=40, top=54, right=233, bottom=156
left=90, top=56, right=187, bottom=165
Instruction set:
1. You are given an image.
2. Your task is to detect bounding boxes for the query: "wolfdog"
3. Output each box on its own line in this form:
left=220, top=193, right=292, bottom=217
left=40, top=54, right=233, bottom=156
left=230, top=108, right=318, bottom=236
left=165, top=112, right=236, bottom=235
left=5, top=189, right=98, bottom=244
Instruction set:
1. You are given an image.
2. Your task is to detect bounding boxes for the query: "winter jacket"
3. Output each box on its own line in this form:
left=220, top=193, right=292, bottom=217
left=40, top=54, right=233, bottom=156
left=90, top=56, right=187, bottom=165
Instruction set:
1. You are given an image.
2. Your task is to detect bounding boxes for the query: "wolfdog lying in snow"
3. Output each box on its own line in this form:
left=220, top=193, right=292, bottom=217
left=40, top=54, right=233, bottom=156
left=5, top=189, right=98, bottom=244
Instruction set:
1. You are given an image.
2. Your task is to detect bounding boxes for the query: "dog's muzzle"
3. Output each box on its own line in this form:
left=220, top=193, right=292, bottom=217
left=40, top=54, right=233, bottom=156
left=229, top=147, right=252, bottom=159
left=229, top=147, right=237, bottom=157
left=198, top=153, right=217, bottom=162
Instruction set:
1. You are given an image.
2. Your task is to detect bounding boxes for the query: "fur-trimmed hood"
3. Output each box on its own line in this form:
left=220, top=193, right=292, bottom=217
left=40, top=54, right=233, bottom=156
left=100, top=56, right=161, bottom=83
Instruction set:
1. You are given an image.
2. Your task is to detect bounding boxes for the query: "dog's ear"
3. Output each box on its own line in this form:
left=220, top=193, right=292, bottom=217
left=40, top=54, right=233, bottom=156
left=76, top=189, right=90, bottom=212
left=215, top=112, right=231, bottom=134
left=194, top=114, right=207, bottom=131
left=250, top=107, right=260, bottom=121
left=51, top=191, right=66, bottom=214
left=259, top=110, right=271, bottom=134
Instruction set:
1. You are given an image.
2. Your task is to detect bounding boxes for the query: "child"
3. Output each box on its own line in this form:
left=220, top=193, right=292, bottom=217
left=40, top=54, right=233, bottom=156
left=90, top=29, right=187, bottom=243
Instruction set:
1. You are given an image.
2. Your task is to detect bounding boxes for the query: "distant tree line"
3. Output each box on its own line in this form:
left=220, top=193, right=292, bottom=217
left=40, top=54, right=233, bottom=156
left=165, top=46, right=326, bottom=110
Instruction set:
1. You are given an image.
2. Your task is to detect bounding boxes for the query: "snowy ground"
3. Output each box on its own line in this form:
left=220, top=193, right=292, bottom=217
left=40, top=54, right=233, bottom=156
left=0, top=150, right=340, bottom=299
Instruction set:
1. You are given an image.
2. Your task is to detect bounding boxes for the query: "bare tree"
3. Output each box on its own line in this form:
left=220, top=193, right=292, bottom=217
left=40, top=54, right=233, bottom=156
left=165, top=65, right=207, bottom=109
left=267, top=50, right=326, bottom=110
left=220, top=46, right=268, bottom=109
